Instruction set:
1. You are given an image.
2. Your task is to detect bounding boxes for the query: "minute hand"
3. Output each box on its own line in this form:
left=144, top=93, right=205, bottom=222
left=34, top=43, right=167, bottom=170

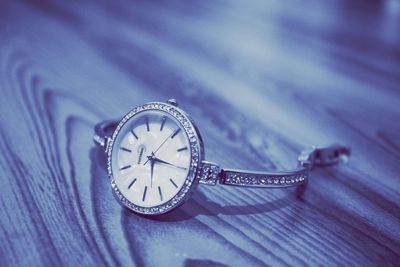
left=143, top=130, right=176, bottom=166
left=153, top=157, right=187, bottom=170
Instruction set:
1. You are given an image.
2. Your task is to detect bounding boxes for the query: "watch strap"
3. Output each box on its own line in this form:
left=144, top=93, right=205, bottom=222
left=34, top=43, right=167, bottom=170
left=199, top=145, right=350, bottom=188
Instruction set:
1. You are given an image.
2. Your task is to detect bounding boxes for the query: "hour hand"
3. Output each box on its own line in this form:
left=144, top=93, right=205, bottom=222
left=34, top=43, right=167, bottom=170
left=148, top=155, right=155, bottom=187
left=153, top=157, right=187, bottom=170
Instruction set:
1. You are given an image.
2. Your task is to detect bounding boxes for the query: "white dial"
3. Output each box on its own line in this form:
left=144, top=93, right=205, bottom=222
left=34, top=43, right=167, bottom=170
left=111, top=110, right=191, bottom=208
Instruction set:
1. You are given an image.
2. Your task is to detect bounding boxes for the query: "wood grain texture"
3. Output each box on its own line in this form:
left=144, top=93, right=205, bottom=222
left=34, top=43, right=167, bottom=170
left=0, top=1, right=399, bottom=266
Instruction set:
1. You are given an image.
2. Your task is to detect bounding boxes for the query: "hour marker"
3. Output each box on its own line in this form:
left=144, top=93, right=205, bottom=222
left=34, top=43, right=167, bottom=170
left=171, top=128, right=181, bottom=139
left=169, top=178, right=178, bottom=188
left=177, top=146, right=188, bottom=152
left=128, top=178, right=137, bottom=189
left=137, top=147, right=144, bottom=164
left=145, top=117, right=150, bottom=132
left=142, top=186, right=148, bottom=202
left=120, top=147, right=132, bottom=153
left=130, top=129, right=138, bottom=140
left=158, top=186, right=163, bottom=201
left=120, top=165, right=131, bottom=171
left=160, top=116, right=167, bottom=131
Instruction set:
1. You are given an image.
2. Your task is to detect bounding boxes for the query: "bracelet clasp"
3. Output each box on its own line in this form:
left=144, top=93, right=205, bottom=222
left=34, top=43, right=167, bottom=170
left=298, top=145, right=351, bottom=168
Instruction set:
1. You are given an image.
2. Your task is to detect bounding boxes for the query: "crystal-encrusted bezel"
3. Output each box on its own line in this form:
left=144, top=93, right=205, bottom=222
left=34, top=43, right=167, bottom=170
left=107, top=102, right=204, bottom=215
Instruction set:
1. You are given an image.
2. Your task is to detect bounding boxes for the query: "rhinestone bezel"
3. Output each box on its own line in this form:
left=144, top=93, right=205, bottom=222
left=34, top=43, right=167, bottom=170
left=107, top=102, right=204, bottom=215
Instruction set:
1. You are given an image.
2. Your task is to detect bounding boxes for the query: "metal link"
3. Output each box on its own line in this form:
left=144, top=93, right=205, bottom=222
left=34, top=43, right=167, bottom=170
left=93, top=120, right=118, bottom=152
left=314, top=145, right=351, bottom=166
left=198, top=161, right=221, bottom=186
left=298, top=144, right=351, bottom=168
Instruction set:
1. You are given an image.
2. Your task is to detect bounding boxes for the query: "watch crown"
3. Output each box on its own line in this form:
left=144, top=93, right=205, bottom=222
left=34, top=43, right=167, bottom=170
left=167, top=99, right=178, bottom=107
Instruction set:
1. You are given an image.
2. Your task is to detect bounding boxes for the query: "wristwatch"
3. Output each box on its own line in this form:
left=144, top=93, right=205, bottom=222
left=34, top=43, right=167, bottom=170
left=93, top=99, right=351, bottom=215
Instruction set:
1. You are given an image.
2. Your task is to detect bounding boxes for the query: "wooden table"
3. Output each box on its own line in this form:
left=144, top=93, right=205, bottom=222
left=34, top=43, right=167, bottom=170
left=1, top=1, right=399, bottom=266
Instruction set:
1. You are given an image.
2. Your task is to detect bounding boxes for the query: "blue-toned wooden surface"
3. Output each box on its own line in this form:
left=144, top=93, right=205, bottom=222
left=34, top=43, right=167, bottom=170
left=0, top=1, right=399, bottom=266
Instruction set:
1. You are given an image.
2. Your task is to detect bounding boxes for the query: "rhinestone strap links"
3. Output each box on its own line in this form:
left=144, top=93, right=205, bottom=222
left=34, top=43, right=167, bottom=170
left=198, top=161, right=221, bottom=186
left=199, top=145, right=351, bottom=188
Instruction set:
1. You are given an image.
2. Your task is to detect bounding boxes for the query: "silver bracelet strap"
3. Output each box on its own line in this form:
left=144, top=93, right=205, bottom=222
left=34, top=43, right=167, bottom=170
left=198, top=162, right=309, bottom=187
left=199, top=145, right=351, bottom=188
left=219, top=167, right=309, bottom=188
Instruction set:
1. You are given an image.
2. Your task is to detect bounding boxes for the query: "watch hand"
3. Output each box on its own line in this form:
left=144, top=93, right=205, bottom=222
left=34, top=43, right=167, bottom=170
left=148, top=155, right=155, bottom=188
left=153, top=157, right=187, bottom=170
left=143, top=129, right=177, bottom=165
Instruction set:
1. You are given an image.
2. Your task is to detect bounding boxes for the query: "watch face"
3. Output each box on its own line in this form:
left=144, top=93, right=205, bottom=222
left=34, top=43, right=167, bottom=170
left=107, top=102, right=203, bottom=215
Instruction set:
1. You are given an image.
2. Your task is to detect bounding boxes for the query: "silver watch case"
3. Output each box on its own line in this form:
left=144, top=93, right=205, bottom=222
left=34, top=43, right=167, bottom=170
left=106, top=102, right=204, bottom=215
